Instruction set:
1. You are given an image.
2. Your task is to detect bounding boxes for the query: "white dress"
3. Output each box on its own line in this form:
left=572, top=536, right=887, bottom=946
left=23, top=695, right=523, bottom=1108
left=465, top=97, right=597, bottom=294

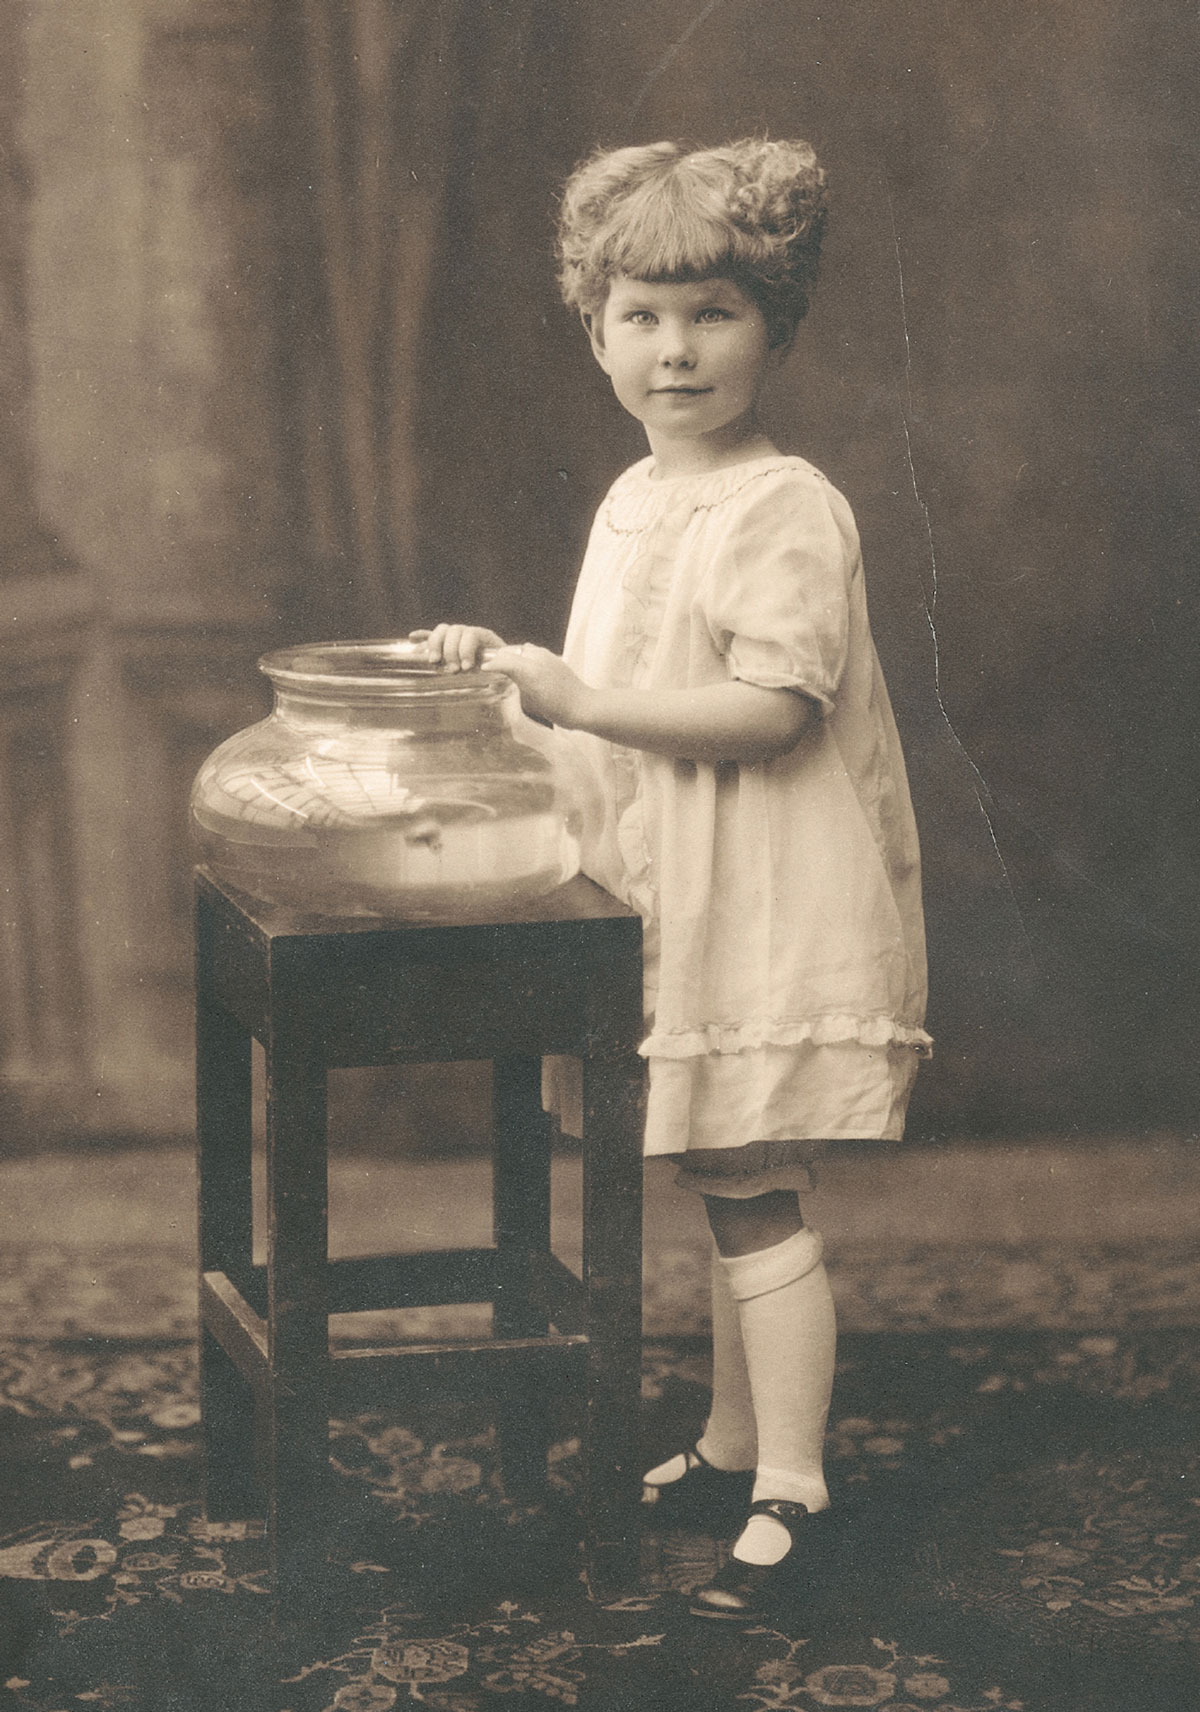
left=554, top=453, right=930, bottom=1163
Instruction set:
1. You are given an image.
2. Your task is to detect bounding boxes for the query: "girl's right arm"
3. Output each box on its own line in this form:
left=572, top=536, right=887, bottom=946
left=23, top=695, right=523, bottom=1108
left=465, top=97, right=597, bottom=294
left=409, top=624, right=505, bottom=673
left=412, top=626, right=813, bottom=763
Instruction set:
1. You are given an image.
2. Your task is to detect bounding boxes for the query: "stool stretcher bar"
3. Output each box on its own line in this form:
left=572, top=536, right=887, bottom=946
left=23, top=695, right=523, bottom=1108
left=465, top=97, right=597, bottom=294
left=195, top=867, right=645, bottom=1604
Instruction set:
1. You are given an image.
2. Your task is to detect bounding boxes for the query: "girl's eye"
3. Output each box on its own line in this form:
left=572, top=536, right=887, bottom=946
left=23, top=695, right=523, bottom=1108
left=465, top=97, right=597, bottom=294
left=627, top=310, right=656, bottom=325
left=697, top=307, right=730, bottom=323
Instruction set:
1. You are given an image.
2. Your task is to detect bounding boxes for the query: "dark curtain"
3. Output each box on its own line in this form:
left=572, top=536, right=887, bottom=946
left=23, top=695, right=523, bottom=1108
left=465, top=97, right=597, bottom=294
left=265, top=0, right=569, bottom=641
left=267, top=0, right=467, bottom=635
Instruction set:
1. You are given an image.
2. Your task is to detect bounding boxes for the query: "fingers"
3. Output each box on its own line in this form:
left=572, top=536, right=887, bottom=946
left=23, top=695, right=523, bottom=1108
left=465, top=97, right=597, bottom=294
left=481, top=646, right=583, bottom=728
left=413, top=624, right=503, bottom=672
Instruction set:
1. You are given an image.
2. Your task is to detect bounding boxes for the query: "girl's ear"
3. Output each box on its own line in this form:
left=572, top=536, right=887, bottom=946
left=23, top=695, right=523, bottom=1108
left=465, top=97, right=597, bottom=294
left=583, top=309, right=612, bottom=374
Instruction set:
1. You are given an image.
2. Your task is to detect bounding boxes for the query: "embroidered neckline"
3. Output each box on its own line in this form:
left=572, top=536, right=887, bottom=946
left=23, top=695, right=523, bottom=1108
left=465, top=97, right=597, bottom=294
left=601, top=454, right=828, bottom=534
left=632, top=452, right=822, bottom=492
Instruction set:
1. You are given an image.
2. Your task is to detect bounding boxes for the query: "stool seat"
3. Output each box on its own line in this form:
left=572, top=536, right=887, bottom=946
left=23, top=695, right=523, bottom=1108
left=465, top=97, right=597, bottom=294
left=194, top=867, right=644, bottom=1604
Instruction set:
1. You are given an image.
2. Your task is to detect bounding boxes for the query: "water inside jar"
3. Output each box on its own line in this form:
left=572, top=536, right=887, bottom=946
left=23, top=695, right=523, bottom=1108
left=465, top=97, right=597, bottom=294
left=193, top=742, right=580, bottom=918
left=192, top=640, right=585, bottom=917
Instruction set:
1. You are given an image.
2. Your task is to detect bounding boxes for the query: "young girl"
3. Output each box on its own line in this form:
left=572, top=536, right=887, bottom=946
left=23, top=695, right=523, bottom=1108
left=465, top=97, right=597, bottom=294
left=416, top=136, right=930, bottom=1621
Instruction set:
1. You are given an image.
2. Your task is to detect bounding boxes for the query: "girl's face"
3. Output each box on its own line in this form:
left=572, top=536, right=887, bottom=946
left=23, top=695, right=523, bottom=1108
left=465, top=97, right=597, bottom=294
left=588, top=275, right=785, bottom=473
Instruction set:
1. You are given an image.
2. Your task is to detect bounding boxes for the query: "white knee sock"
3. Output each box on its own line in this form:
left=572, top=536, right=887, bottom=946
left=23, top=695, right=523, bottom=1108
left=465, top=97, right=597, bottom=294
left=721, top=1227, right=836, bottom=1563
left=696, top=1239, right=757, bottom=1471
left=643, top=1241, right=756, bottom=1491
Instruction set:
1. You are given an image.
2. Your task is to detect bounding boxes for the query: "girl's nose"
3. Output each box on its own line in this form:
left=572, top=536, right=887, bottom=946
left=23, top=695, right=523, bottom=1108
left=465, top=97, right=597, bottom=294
left=657, top=323, right=696, bottom=367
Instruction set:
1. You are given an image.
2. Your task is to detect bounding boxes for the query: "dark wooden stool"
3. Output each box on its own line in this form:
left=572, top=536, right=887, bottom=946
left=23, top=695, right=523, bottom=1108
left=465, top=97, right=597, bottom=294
left=194, top=868, right=644, bottom=1604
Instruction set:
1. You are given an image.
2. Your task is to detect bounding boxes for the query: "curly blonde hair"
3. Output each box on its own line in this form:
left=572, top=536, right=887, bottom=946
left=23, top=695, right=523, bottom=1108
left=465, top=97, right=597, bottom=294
left=557, top=136, right=828, bottom=345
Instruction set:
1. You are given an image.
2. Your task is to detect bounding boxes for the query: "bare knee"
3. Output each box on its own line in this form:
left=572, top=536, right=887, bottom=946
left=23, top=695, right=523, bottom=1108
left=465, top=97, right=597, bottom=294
left=704, top=1189, right=803, bottom=1258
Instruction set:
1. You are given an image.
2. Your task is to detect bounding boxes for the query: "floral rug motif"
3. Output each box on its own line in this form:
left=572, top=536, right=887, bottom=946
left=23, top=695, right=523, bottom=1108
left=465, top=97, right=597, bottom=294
left=0, top=1320, right=1197, bottom=1712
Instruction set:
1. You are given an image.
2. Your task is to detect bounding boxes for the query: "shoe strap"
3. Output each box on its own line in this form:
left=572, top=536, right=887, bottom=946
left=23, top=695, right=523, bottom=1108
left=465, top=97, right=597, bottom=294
left=689, top=1444, right=754, bottom=1476
left=748, top=1497, right=810, bottom=1533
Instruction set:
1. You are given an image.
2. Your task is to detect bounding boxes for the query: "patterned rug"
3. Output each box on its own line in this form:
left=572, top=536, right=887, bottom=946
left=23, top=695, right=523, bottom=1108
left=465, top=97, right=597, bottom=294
left=0, top=1251, right=1197, bottom=1712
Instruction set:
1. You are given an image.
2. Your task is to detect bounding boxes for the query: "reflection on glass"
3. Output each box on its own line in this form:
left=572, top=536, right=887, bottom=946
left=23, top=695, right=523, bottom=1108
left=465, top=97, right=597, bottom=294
left=191, top=640, right=586, bottom=918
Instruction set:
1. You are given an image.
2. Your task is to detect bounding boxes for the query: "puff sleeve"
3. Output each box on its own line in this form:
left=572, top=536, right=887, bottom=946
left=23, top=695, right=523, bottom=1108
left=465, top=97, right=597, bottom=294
left=699, top=468, right=855, bottom=716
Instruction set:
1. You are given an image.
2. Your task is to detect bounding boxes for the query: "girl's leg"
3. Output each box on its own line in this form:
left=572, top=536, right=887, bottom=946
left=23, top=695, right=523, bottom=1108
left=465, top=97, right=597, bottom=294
left=704, top=1188, right=806, bottom=1258
left=696, top=1241, right=758, bottom=1470
left=706, top=1190, right=836, bottom=1565
left=643, top=1239, right=757, bottom=1494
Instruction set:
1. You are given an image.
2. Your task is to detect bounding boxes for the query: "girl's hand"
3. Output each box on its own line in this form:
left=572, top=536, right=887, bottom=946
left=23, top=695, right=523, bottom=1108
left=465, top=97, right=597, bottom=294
left=484, top=644, right=590, bottom=728
left=409, top=624, right=504, bottom=673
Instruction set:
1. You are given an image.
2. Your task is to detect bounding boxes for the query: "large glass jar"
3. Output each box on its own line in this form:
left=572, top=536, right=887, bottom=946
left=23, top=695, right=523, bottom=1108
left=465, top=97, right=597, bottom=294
left=190, top=640, right=588, bottom=918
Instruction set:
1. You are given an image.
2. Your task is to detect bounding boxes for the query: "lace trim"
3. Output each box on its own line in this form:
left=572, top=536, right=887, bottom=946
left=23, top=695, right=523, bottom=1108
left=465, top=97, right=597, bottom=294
left=601, top=455, right=828, bottom=536
left=640, top=1014, right=933, bottom=1060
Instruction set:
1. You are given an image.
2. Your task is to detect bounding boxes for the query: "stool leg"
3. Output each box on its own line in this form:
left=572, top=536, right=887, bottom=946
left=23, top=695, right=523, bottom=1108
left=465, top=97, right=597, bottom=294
left=199, top=1326, right=263, bottom=1521
left=581, top=1050, right=644, bottom=1596
left=492, top=1054, right=552, bottom=1500
left=264, top=1035, right=330, bottom=1608
left=195, top=902, right=261, bottom=1519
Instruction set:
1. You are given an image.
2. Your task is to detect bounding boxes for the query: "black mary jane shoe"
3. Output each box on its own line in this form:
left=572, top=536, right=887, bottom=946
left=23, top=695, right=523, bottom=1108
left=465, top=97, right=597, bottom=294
left=641, top=1444, right=755, bottom=1526
left=688, top=1498, right=815, bottom=1621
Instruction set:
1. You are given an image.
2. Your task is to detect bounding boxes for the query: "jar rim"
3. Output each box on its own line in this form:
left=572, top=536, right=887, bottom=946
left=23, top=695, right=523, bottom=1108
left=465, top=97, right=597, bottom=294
left=259, top=639, right=506, bottom=699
